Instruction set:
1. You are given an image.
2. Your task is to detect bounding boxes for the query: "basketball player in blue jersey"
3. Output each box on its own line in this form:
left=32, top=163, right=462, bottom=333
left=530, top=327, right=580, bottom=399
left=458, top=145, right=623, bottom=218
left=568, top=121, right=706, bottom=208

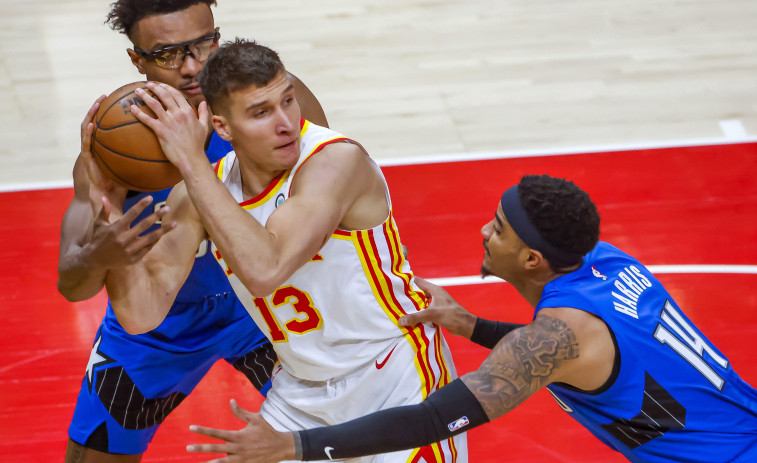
left=58, top=1, right=327, bottom=461
left=187, top=174, right=757, bottom=462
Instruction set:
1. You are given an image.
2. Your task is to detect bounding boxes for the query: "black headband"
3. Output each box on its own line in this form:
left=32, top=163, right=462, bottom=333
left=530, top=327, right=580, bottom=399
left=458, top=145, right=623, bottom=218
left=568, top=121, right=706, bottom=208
left=500, top=185, right=582, bottom=268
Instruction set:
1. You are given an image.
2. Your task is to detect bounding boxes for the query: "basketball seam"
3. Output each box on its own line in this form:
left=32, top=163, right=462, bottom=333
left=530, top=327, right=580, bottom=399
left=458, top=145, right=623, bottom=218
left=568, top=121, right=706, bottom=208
left=91, top=135, right=173, bottom=164
left=96, top=86, right=149, bottom=130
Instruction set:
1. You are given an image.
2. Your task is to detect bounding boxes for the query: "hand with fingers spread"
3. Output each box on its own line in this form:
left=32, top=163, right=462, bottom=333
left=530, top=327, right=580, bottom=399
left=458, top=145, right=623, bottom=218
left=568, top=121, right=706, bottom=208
left=187, top=399, right=296, bottom=463
left=131, top=82, right=210, bottom=175
left=87, top=195, right=176, bottom=269
left=399, top=277, right=478, bottom=339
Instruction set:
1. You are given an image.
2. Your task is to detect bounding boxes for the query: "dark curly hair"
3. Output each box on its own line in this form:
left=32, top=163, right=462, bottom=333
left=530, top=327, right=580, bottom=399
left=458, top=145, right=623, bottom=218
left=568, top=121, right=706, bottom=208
left=105, top=0, right=217, bottom=39
left=198, top=38, right=286, bottom=114
left=518, top=174, right=600, bottom=270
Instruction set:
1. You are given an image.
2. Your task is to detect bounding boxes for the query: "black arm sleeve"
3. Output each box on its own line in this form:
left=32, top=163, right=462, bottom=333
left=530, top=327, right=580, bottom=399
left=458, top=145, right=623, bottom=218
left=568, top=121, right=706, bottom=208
left=469, top=317, right=524, bottom=349
left=299, top=378, right=489, bottom=461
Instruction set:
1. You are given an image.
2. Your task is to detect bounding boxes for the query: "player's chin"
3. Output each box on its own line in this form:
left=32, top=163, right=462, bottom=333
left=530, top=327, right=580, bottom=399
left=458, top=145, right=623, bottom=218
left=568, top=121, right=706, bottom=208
left=480, top=265, right=491, bottom=278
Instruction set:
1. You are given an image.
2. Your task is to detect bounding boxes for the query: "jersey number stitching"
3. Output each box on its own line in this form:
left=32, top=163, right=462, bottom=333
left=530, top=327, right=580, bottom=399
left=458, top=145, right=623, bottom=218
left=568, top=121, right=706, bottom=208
left=653, top=300, right=728, bottom=390
left=253, top=286, right=324, bottom=342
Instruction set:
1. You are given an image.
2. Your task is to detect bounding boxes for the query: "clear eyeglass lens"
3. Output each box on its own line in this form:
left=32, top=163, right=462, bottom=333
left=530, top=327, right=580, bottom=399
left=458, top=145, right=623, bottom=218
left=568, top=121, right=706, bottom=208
left=154, top=37, right=215, bottom=69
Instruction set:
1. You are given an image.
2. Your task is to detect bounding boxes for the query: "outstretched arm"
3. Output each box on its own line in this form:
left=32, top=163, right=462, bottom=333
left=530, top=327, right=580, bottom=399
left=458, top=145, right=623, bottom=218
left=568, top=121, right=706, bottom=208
left=187, top=308, right=614, bottom=461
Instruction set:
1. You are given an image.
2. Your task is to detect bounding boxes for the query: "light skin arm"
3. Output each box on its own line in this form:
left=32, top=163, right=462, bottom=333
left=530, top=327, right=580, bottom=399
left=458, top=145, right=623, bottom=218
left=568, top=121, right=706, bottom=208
left=57, top=97, right=176, bottom=302
left=99, top=181, right=207, bottom=334
left=132, top=82, right=386, bottom=297
left=185, top=307, right=615, bottom=461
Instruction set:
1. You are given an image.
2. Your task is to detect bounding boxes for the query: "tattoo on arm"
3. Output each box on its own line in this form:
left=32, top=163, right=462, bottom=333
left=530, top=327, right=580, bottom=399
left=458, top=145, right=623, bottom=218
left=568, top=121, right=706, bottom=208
left=462, top=314, right=579, bottom=420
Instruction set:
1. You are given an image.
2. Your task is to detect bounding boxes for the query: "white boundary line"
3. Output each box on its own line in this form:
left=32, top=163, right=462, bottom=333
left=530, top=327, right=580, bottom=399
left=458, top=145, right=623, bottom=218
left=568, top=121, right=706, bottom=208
left=0, top=180, right=74, bottom=193
left=427, top=265, right=757, bottom=287
left=2, top=135, right=756, bottom=193
left=376, top=135, right=757, bottom=167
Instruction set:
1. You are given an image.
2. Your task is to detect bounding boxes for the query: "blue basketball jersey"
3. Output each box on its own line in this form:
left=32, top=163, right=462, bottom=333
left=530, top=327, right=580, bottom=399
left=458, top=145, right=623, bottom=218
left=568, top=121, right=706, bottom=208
left=537, top=242, right=757, bottom=463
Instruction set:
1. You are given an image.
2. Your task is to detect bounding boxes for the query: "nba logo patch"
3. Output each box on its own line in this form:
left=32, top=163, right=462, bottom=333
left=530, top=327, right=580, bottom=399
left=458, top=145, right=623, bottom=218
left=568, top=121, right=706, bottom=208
left=591, top=266, right=607, bottom=280
left=447, top=416, right=470, bottom=432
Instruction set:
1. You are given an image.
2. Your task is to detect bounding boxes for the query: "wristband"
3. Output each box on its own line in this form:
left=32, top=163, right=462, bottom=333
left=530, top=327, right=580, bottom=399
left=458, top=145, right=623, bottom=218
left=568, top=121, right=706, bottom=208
left=470, top=318, right=524, bottom=349
left=299, top=378, right=489, bottom=461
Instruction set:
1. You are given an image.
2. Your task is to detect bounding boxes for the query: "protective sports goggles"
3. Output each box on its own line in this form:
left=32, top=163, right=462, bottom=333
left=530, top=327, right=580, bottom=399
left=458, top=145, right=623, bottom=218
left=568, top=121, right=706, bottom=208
left=134, top=27, right=220, bottom=69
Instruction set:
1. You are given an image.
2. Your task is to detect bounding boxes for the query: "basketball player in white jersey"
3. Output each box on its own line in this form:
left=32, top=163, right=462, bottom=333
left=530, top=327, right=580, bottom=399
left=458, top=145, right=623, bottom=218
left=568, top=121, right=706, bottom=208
left=83, top=39, right=467, bottom=462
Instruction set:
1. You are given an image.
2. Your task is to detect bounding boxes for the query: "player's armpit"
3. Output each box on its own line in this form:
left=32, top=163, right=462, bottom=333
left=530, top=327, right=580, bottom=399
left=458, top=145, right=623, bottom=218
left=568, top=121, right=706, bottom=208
left=461, top=313, right=580, bottom=420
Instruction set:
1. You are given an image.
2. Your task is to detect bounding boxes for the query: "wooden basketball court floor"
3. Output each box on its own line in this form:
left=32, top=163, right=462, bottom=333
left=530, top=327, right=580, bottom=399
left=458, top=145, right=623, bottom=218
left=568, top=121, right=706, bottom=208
left=1, top=0, right=757, bottom=461
left=1, top=141, right=755, bottom=461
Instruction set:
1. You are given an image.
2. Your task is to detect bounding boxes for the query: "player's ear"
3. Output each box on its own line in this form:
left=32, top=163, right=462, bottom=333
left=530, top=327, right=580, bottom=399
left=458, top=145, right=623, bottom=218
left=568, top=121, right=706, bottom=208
left=524, top=248, right=545, bottom=271
left=126, top=49, right=147, bottom=75
left=212, top=114, right=232, bottom=141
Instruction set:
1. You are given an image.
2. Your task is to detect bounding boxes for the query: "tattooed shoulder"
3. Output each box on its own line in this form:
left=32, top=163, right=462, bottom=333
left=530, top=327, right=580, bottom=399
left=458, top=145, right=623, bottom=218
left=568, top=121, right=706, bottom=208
left=462, top=314, right=579, bottom=420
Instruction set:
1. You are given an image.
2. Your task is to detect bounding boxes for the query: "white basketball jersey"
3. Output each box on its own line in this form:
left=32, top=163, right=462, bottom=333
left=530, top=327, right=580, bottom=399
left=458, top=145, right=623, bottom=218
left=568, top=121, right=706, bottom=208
left=211, top=120, right=448, bottom=385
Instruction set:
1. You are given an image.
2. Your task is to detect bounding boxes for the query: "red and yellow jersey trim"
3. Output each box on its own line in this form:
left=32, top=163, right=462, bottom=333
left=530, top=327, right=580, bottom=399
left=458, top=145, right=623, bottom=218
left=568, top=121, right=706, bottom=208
left=239, top=172, right=288, bottom=209
left=289, top=122, right=350, bottom=196
left=341, top=211, right=455, bottom=403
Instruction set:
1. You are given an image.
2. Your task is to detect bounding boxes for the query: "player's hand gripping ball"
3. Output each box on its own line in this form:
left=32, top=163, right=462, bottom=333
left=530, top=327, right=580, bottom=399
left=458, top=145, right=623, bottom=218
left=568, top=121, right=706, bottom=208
left=91, top=81, right=191, bottom=192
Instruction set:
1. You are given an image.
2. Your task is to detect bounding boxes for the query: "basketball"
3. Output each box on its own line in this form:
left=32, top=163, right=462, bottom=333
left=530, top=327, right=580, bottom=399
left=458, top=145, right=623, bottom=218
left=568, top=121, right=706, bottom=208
left=91, top=81, right=182, bottom=192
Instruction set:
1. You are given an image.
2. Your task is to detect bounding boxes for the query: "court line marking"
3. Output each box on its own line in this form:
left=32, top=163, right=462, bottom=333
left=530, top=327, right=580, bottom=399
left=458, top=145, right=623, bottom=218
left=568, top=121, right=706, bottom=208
left=1, top=136, right=756, bottom=193
left=719, top=119, right=748, bottom=139
left=428, top=265, right=757, bottom=287
left=376, top=136, right=757, bottom=167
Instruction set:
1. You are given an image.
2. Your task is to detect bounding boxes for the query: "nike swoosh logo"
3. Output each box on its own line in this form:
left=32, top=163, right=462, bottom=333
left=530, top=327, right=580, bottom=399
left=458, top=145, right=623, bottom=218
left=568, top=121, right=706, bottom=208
left=324, top=446, right=335, bottom=460
left=375, top=345, right=398, bottom=369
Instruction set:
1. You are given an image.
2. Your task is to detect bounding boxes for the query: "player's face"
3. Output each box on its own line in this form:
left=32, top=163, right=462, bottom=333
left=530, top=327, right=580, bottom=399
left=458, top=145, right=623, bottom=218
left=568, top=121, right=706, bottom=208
left=126, top=3, right=218, bottom=107
left=215, top=71, right=302, bottom=173
left=480, top=204, right=530, bottom=282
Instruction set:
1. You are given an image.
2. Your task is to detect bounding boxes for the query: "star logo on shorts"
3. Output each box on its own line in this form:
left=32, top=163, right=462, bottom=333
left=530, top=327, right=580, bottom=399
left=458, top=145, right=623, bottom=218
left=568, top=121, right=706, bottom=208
left=85, top=334, right=115, bottom=391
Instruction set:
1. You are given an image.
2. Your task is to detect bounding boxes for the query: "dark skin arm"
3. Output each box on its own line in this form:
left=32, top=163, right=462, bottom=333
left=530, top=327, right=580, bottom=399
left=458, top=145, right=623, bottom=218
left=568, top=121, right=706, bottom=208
left=289, top=73, right=328, bottom=127
left=461, top=313, right=579, bottom=419
left=400, top=279, right=613, bottom=416
left=57, top=97, right=173, bottom=302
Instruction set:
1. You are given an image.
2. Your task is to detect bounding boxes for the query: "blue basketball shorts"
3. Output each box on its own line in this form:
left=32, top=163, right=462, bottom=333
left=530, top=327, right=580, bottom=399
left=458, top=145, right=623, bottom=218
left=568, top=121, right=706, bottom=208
left=67, top=292, right=275, bottom=454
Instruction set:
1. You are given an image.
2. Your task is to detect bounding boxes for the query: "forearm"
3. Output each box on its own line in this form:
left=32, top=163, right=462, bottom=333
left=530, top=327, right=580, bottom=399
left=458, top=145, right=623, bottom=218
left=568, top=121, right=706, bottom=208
left=470, top=318, right=525, bottom=349
left=298, top=379, right=489, bottom=461
left=57, top=188, right=106, bottom=302
left=57, top=243, right=108, bottom=301
left=180, top=162, right=285, bottom=296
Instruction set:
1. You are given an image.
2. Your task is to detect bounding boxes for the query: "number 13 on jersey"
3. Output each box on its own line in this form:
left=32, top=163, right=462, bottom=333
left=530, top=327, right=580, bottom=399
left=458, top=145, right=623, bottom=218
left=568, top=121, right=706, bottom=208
left=253, top=286, right=324, bottom=342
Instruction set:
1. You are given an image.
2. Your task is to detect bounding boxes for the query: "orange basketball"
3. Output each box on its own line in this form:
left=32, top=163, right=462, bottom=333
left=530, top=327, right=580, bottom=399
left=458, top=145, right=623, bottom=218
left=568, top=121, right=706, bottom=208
left=91, top=81, right=182, bottom=192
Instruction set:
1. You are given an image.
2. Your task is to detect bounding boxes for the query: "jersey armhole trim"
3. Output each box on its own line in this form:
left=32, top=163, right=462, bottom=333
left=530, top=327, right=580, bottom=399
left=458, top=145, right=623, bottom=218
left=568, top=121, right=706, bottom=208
left=553, top=320, right=620, bottom=396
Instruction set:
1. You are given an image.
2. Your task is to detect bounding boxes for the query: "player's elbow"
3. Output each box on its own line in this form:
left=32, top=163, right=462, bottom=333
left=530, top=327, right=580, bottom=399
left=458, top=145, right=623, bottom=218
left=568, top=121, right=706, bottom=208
left=57, top=278, right=93, bottom=302
left=238, top=267, right=286, bottom=298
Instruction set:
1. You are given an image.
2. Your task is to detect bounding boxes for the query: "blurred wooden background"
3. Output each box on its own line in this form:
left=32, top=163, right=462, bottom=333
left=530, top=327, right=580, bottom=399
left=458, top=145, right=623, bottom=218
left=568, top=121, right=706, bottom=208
left=1, top=0, right=755, bottom=189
